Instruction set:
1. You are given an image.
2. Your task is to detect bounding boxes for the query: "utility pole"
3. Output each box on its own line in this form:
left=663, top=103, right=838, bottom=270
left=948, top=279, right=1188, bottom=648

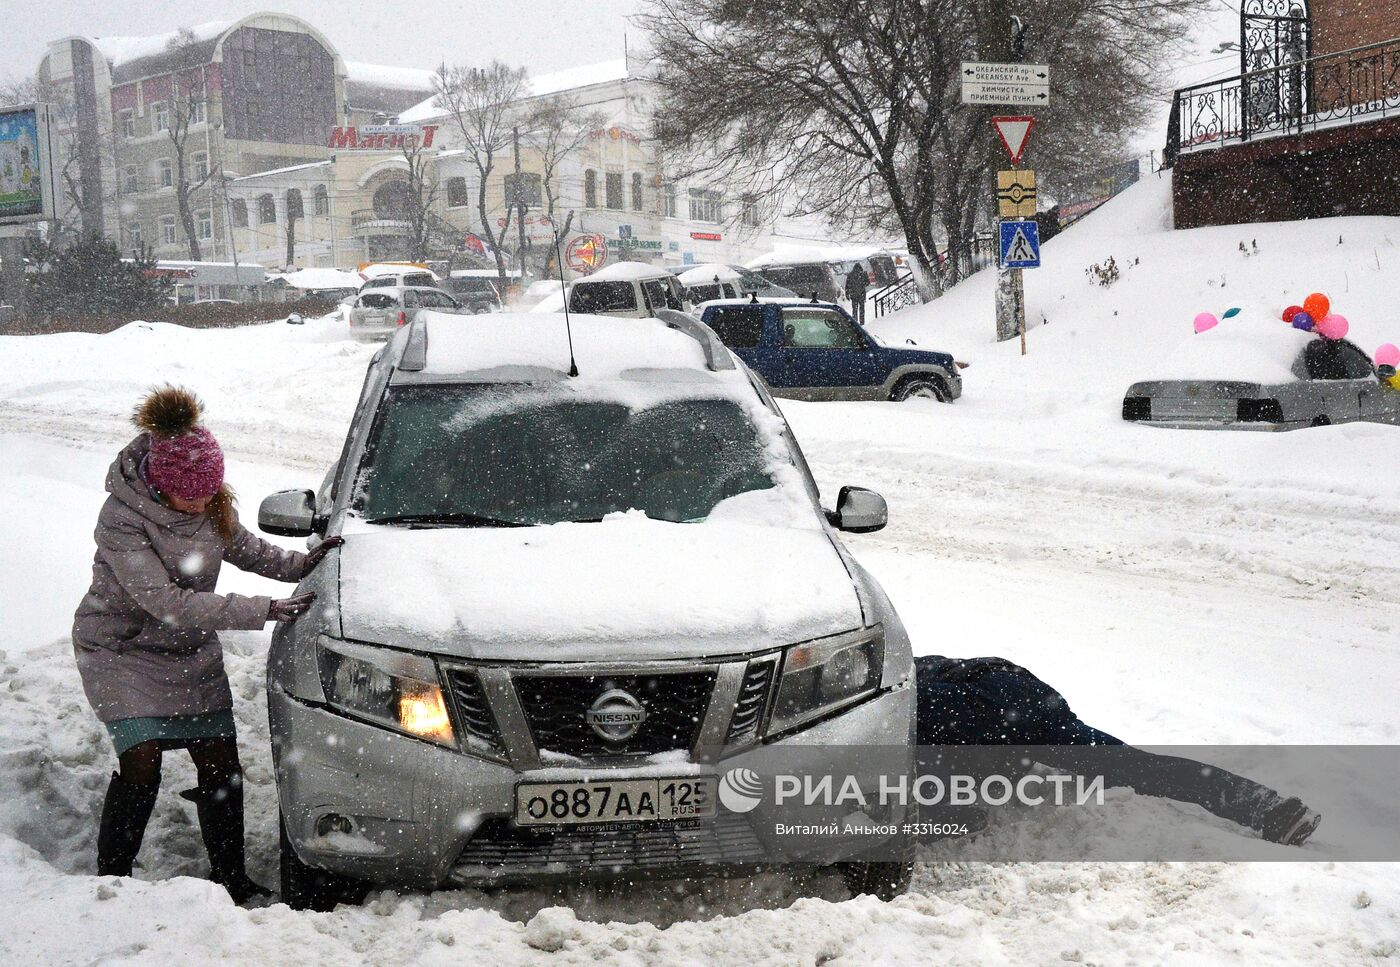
left=513, top=126, right=528, bottom=287
left=0, top=227, right=29, bottom=326
left=995, top=13, right=1031, bottom=344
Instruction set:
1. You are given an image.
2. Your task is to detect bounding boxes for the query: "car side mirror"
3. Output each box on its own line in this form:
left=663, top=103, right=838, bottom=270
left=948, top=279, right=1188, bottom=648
left=1379, top=364, right=1397, bottom=380
left=828, top=485, right=887, bottom=533
left=259, top=488, right=317, bottom=536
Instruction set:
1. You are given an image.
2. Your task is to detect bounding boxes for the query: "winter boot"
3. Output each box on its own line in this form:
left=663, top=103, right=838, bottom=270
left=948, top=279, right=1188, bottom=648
left=97, top=771, right=161, bottom=876
left=1257, top=797, right=1322, bottom=847
left=181, top=770, right=271, bottom=903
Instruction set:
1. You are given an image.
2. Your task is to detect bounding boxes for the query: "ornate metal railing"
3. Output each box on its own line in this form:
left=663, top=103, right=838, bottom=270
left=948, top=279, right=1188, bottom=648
left=350, top=209, right=412, bottom=232
left=1166, top=35, right=1400, bottom=165
left=873, top=274, right=919, bottom=317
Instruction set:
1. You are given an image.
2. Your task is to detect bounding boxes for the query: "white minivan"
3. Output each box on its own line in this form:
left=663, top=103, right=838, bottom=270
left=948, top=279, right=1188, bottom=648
left=567, top=261, right=690, bottom=318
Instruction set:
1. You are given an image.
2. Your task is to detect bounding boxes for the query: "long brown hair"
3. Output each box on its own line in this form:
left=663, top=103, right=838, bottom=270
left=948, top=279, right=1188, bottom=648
left=207, top=484, right=238, bottom=543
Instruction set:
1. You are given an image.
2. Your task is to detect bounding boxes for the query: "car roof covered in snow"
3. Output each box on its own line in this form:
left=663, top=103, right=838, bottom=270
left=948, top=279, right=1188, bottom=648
left=677, top=264, right=744, bottom=285
left=696, top=297, right=841, bottom=310
left=577, top=261, right=673, bottom=282
left=1138, top=313, right=1316, bottom=384
left=390, top=313, right=742, bottom=386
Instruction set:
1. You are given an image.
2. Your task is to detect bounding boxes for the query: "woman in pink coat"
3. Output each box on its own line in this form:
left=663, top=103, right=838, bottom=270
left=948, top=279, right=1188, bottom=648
left=73, top=386, right=339, bottom=902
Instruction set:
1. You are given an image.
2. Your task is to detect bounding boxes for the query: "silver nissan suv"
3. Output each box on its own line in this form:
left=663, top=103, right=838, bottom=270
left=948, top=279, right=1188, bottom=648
left=259, top=309, right=916, bottom=910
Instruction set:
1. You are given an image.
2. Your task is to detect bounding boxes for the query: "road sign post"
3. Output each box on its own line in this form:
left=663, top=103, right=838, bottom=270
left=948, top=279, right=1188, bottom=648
left=961, top=62, right=1051, bottom=106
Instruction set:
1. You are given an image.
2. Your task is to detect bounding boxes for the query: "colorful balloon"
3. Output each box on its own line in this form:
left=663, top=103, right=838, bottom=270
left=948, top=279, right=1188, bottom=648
left=1390, top=375, right=1400, bottom=392
left=1291, top=311, right=1315, bottom=331
left=1222, top=307, right=1242, bottom=319
left=1193, top=312, right=1219, bottom=334
left=1282, top=305, right=1304, bottom=323
left=1315, top=314, right=1349, bottom=340
left=1375, top=344, right=1400, bottom=368
left=1303, top=292, right=1330, bottom=320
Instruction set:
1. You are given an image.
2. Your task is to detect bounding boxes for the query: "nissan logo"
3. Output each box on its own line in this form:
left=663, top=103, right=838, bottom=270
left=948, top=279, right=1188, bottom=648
left=586, top=688, right=647, bottom=743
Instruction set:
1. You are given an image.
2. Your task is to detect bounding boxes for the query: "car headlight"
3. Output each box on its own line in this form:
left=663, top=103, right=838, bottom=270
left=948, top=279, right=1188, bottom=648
left=317, top=638, right=455, bottom=747
left=768, top=627, right=884, bottom=736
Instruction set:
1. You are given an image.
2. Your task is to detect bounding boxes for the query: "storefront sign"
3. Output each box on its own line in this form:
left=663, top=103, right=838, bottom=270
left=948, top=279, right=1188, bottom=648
left=328, top=124, right=439, bottom=151
left=617, top=237, right=663, bottom=252
left=590, top=127, right=643, bottom=145
left=566, top=234, right=608, bottom=273
left=690, top=231, right=722, bottom=242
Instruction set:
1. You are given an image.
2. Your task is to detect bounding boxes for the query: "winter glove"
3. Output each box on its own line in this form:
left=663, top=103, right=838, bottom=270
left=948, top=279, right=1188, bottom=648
left=301, top=536, right=344, bottom=578
left=268, top=592, right=316, bottom=623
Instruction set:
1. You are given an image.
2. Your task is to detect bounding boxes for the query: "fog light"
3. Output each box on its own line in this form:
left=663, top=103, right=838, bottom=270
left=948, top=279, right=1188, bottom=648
left=315, top=813, right=354, bottom=836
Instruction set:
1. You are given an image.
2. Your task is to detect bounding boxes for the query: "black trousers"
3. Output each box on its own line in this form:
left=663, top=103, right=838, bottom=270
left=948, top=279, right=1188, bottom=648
left=914, top=656, right=1274, bottom=828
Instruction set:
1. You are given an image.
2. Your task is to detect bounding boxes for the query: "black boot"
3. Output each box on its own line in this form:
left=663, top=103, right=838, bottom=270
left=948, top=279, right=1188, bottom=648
left=97, top=771, right=160, bottom=877
left=1258, top=797, right=1322, bottom=847
left=181, top=770, right=271, bottom=903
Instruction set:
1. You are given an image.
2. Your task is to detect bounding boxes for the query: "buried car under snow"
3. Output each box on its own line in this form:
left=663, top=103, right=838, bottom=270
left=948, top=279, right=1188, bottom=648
left=258, top=311, right=916, bottom=909
left=1123, top=315, right=1400, bottom=430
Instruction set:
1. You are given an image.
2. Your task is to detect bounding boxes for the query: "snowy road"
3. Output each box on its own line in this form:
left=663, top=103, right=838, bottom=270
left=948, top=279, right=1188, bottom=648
left=3, top=179, right=1400, bottom=962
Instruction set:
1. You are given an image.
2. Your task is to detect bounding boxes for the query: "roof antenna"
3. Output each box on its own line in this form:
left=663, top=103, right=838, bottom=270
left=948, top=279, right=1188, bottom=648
left=551, top=229, right=579, bottom=377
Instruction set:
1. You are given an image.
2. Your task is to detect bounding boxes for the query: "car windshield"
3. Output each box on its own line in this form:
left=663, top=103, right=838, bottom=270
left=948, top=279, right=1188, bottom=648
left=761, top=265, right=829, bottom=293
left=355, top=385, right=780, bottom=526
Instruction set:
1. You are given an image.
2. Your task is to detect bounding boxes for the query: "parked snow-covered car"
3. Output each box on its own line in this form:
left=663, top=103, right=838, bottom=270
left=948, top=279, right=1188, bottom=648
left=678, top=263, right=797, bottom=302
left=745, top=254, right=847, bottom=306
left=347, top=285, right=468, bottom=340
left=567, top=261, right=690, bottom=318
left=442, top=272, right=504, bottom=313
left=1123, top=317, right=1400, bottom=429
left=358, top=266, right=440, bottom=294
left=259, top=311, right=916, bottom=909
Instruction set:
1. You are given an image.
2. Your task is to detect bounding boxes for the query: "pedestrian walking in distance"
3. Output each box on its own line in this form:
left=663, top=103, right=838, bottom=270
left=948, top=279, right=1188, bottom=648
left=845, top=262, right=870, bottom=325
left=72, top=386, right=340, bottom=902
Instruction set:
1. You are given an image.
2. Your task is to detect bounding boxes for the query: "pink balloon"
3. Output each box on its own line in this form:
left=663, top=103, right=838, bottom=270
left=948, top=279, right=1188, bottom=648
left=1315, top=313, right=1349, bottom=340
left=1376, top=344, right=1400, bottom=368
left=1193, top=312, right=1219, bottom=334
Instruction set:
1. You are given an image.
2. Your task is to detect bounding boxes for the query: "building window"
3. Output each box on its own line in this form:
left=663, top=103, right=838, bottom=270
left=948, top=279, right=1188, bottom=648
left=446, top=176, right=468, bottom=208
left=190, top=97, right=207, bottom=125
left=605, top=172, right=623, bottom=210
left=157, top=158, right=173, bottom=189
left=313, top=184, right=329, bottom=216
left=152, top=101, right=170, bottom=133
left=688, top=188, right=722, bottom=223
left=740, top=193, right=762, bottom=228
left=128, top=223, right=143, bottom=250
left=257, top=194, right=276, bottom=224
left=123, top=165, right=139, bottom=193
left=663, top=182, right=677, bottom=218
left=119, top=110, right=135, bottom=139
left=197, top=210, right=212, bottom=240
left=231, top=199, right=248, bottom=227
left=191, top=151, right=208, bottom=183
left=631, top=173, right=643, bottom=212
left=160, top=216, right=176, bottom=245
left=583, top=169, right=597, bottom=208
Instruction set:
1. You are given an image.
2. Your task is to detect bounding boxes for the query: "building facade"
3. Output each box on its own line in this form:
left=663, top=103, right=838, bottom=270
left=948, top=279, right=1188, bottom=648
left=1167, top=1, right=1400, bottom=228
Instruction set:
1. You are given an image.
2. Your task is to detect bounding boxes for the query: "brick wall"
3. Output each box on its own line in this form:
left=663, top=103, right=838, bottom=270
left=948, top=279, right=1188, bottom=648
left=1311, top=0, right=1400, bottom=56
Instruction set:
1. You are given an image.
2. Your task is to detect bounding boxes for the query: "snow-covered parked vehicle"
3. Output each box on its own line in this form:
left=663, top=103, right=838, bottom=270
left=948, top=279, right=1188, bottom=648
left=1123, top=316, right=1400, bottom=430
left=677, top=263, right=797, bottom=302
left=258, top=311, right=917, bottom=909
left=567, top=261, right=691, bottom=318
left=347, top=285, right=470, bottom=341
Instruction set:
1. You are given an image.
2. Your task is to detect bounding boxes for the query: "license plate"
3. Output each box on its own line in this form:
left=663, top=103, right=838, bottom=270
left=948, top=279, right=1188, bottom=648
left=515, top=778, right=716, bottom=826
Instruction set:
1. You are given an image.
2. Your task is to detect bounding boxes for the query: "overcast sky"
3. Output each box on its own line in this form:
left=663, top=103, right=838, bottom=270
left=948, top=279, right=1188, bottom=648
left=4, top=0, right=645, bottom=81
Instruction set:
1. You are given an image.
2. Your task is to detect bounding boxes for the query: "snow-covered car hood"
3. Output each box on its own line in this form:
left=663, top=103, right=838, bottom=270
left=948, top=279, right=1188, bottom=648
left=334, top=516, right=863, bottom=660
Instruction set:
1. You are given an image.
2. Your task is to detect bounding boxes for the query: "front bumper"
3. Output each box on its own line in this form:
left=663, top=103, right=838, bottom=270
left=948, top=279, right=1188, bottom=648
left=270, top=679, right=914, bottom=889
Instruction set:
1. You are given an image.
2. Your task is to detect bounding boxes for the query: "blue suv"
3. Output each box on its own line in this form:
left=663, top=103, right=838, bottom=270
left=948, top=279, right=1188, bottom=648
left=696, top=299, right=962, bottom=402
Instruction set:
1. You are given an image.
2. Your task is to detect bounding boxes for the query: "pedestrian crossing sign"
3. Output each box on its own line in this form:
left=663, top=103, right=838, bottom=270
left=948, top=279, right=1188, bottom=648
left=999, top=219, right=1041, bottom=268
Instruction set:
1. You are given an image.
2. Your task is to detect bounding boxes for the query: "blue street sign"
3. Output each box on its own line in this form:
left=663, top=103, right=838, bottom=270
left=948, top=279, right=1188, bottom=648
left=999, top=219, right=1041, bottom=268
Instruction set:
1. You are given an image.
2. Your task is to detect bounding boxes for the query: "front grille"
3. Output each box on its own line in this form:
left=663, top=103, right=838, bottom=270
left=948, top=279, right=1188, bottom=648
left=450, top=813, right=764, bottom=882
left=514, top=671, right=715, bottom=758
left=726, top=657, right=777, bottom=744
left=444, top=669, right=507, bottom=759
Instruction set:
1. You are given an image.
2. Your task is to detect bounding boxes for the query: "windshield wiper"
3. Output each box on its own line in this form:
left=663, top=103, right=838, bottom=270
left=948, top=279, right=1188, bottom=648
left=365, top=512, right=529, bottom=528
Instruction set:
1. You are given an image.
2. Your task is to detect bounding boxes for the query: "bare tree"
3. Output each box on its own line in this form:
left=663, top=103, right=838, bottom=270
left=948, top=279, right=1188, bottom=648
left=646, top=0, right=1206, bottom=300
left=161, top=29, right=218, bottom=261
left=432, top=62, right=529, bottom=285
left=400, top=134, right=440, bottom=262
left=284, top=188, right=303, bottom=267
left=523, top=96, right=608, bottom=225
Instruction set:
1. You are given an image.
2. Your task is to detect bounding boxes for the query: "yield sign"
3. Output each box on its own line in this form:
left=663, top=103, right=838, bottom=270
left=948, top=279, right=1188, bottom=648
left=992, top=116, right=1035, bottom=165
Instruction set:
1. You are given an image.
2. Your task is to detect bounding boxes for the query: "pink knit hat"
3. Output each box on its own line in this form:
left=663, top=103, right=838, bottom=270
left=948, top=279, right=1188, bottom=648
left=147, top=426, right=225, bottom=500
left=133, top=386, right=225, bottom=500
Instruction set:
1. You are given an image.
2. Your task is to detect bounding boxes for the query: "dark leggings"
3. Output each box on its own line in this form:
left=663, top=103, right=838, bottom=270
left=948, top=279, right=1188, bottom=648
left=118, top=736, right=241, bottom=788
left=915, top=656, right=1274, bottom=828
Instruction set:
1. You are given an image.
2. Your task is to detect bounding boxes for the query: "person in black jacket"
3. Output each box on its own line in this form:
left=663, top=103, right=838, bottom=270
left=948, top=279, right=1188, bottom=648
left=914, top=655, right=1322, bottom=846
left=845, top=263, right=870, bottom=324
